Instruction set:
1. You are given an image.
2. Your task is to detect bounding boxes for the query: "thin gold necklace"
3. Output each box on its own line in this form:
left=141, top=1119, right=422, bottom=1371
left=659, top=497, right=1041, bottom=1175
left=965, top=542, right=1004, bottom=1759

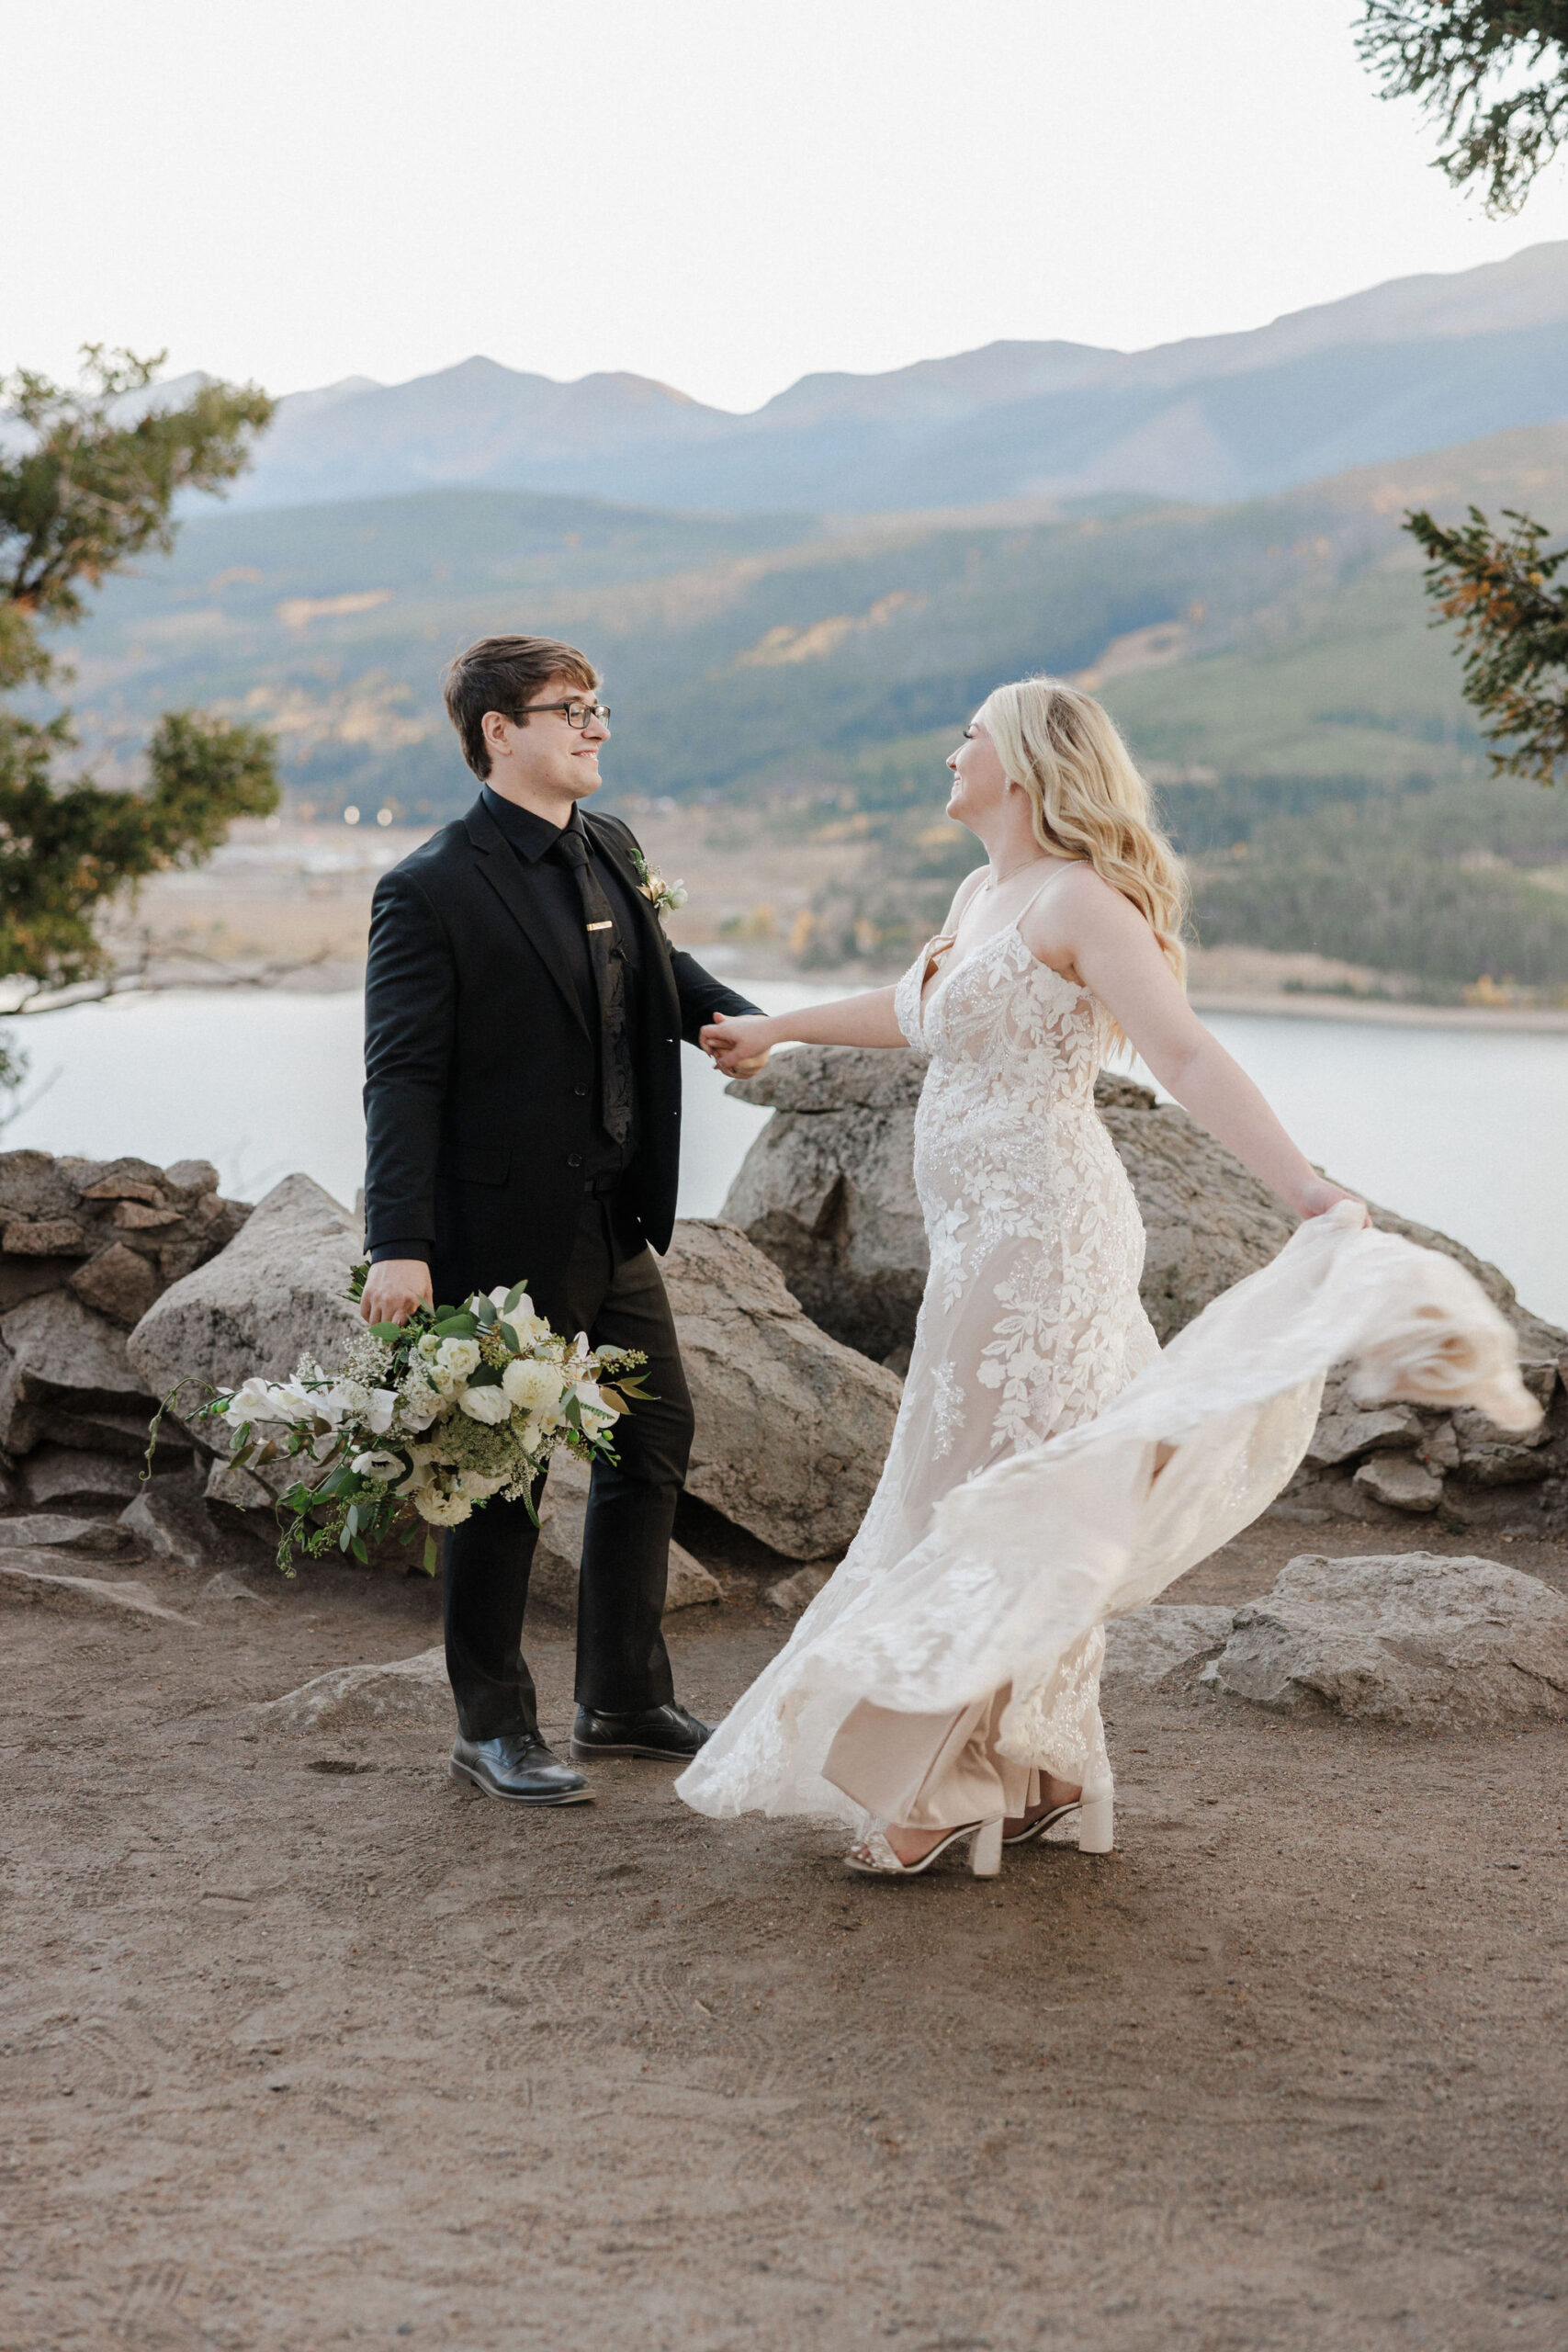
left=982, top=854, right=1055, bottom=893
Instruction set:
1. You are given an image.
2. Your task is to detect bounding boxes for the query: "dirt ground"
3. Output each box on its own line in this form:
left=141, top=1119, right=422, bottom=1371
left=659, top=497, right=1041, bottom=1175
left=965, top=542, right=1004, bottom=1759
left=4, top=1502, right=1566, bottom=2352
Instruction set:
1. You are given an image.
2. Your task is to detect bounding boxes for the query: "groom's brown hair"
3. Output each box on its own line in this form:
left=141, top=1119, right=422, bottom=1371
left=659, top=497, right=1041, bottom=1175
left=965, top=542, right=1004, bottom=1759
left=443, top=634, right=599, bottom=780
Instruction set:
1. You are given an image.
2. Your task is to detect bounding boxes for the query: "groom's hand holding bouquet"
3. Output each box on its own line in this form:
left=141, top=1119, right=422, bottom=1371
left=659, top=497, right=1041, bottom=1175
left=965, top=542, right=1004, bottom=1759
left=197, top=1270, right=650, bottom=1578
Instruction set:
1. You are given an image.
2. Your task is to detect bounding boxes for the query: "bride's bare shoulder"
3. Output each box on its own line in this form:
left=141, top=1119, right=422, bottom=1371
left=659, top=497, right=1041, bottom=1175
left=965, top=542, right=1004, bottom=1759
left=1034, top=860, right=1143, bottom=929
left=943, top=865, right=989, bottom=928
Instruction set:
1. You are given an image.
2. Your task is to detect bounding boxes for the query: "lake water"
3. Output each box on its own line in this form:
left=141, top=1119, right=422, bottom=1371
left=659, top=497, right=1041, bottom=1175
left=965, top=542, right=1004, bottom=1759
left=4, top=987, right=1565, bottom=1327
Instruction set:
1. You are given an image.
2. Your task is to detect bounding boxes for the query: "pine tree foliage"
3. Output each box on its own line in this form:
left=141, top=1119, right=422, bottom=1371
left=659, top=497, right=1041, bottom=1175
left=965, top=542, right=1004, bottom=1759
left=1404, top=503, right=1568, bottom=784
left=0, top=350, right=280, bottom=989
left=1358, top=4, right=1568, bottom=212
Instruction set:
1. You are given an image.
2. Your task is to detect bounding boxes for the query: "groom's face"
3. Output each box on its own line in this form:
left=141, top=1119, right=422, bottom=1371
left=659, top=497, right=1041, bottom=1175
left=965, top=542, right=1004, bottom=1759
left=482, top=673, right=610, bottom=808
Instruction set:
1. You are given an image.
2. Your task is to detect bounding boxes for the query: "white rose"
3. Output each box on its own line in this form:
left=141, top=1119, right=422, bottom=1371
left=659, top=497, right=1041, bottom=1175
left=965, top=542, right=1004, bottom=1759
left=457, top=1383, right=513, bottom=1425
left=436, top=1338, right=482, bottom=1380
left=502, top=1358, right=561, bottom=1412
left=350, top=1448, right=403, bottom=1480
left=414, top=1488, right=471, bottom=1526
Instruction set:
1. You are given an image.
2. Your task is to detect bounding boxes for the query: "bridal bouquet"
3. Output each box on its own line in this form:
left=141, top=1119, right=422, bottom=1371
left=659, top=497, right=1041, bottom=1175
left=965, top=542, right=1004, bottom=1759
left=192, top=1270, right=648, bottom=1576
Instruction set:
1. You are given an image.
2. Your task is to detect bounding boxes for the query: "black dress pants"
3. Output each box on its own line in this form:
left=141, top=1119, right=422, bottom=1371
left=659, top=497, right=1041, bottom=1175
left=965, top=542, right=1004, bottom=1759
left=441, top=1204, right=694, bottom=1739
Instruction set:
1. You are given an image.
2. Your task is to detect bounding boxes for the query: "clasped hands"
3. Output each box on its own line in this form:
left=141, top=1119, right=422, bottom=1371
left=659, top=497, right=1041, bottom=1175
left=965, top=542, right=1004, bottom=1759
left=700, top=1013, right=776, bottom=1078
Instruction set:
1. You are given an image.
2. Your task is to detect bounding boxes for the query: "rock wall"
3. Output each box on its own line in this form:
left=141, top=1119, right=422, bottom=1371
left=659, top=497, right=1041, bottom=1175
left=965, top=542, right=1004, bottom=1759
left=0, top=1151, right=250, bottom=1511
left=657, top=1219, right=903, bottom=1560
left=722, top=1046, right=1568, bottom=1532
left=720, top=1049, right=927, bottom=1366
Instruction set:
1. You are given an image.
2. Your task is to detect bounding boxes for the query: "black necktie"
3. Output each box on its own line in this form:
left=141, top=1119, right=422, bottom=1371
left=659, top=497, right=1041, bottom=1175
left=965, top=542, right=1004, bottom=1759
left=555, top=829, right=634, bottom=1147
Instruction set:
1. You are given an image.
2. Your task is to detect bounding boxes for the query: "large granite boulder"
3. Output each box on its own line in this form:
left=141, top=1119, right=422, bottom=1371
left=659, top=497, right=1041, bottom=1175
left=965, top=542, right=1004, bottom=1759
left=1102, top=1602, right=1235, bottom=1686
left=719, top=1049, right=928, bottom=1364
left=1205, top=1552, right=1568, bottom=1727
left=723, top=1046, right=1568, bottom=1525
left=0, top=1288, right=158, bottom=1453
left=128, top=1174, right=361, bottom=1447
left=658, top=1219, right=903, bottom=1561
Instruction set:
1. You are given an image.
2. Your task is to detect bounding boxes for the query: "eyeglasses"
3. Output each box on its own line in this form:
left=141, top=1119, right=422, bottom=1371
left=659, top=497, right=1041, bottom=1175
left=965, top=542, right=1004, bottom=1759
left=520, top=697, right=611, bottom=731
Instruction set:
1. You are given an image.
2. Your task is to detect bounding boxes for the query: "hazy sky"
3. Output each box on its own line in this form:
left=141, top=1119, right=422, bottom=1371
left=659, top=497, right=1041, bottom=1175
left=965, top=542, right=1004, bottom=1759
left=8, top=0, right=1568, bottom=413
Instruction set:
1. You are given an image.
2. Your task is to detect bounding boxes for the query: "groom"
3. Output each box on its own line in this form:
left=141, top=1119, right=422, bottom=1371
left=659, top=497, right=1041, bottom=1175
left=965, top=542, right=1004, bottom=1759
left=360, top=634, right=764, bottom=1805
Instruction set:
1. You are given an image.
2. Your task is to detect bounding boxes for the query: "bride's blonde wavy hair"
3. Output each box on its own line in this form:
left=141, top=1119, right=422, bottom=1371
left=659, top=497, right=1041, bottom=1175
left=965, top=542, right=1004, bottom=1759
left=977, top=676, right=1190, bottom=1029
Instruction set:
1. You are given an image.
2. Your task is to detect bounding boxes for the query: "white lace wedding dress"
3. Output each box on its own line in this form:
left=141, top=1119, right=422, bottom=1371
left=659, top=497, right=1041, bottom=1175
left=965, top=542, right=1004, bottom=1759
left=676, top=916, right=1539, bottom=1836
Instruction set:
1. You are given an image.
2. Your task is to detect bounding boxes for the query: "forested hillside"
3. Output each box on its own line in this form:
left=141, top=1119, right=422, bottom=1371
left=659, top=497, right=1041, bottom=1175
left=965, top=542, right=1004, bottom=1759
left=51, top=420, right=1568, bottom=997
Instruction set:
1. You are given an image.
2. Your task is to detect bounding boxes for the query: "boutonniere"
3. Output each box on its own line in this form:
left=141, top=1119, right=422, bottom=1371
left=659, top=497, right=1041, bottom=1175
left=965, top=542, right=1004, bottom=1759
left=629, top=846, right=688, bottom=924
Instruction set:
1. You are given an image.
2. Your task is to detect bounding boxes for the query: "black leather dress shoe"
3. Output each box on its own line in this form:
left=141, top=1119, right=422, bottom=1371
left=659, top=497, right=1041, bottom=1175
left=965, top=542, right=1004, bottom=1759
left=449, top=1733, right=592, bottom=1805
left=570, top=1702, right=713, bottom=1761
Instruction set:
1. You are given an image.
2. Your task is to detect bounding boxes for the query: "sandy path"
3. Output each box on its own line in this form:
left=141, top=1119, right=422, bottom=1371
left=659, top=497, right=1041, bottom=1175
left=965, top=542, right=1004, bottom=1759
left=3, top=1530, right=1565, bottom=2352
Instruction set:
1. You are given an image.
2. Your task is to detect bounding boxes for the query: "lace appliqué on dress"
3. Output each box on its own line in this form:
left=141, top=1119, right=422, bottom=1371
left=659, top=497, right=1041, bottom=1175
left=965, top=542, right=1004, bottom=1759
left=929, top=1357, right=965, bottom=1460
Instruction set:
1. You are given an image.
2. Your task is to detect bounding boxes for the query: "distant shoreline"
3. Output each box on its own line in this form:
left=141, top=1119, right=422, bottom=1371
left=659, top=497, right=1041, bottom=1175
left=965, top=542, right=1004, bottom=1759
left=712, top=962, right=1568, bottom=1036
left=1186, top=989, right=1568, bottom=1035
left=46, top=960, right=1568, bottom=1037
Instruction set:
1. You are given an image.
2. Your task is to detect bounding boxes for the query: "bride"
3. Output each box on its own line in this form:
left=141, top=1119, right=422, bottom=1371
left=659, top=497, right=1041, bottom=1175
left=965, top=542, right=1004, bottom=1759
left=685, top=675, right=1536, bottom=1879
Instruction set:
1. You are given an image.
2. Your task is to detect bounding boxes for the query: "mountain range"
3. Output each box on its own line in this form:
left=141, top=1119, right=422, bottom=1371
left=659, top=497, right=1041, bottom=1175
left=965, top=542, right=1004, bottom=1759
left=212, top=242, right=1568, bottom=514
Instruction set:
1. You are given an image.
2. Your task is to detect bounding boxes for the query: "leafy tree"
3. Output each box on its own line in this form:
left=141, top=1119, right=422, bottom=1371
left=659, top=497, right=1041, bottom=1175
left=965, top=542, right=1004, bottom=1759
left=0, top=347, right=280, bottom=997
left=1404, top=504, right=1568, bottom=782
left=1355, top=11, right=1568, bottom=780
left=1358, top=4, right=1568, bottom=213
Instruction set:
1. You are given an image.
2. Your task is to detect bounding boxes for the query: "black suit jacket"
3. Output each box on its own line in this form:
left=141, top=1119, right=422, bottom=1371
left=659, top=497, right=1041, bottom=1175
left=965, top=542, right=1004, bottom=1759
left=362, top=796, right=759, bottom=1323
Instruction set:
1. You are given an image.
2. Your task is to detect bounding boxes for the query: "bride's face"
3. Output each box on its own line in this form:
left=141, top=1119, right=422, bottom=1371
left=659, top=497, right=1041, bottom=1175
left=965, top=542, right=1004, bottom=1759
left=945, top=715, right=1009, bottom=831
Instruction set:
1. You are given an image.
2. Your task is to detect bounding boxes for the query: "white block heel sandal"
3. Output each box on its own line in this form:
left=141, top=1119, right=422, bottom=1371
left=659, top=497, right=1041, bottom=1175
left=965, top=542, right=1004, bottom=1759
left=844, top=1817, right=1005, bottom=1878
left=1003, top=1789, right=1116, bottom=1853
left=1076, top=1792, right=1115, bottom=1853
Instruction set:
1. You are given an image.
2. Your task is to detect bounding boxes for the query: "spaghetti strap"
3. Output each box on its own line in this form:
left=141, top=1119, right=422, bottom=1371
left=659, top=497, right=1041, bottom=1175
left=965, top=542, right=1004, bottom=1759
left=1014, top=858, right=1081, bottom=928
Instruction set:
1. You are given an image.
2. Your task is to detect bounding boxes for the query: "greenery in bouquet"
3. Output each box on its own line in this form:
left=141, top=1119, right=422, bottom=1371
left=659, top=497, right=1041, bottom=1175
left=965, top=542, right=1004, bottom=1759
left=188, top=1272, right=649, bottom=1577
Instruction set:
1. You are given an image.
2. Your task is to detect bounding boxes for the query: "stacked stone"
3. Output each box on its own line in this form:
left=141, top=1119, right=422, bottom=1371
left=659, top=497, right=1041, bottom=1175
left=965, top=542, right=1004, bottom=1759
left=722, top=1047, right=1568, bottom=1537
left=0, top=1151, right=250, bottom=1511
